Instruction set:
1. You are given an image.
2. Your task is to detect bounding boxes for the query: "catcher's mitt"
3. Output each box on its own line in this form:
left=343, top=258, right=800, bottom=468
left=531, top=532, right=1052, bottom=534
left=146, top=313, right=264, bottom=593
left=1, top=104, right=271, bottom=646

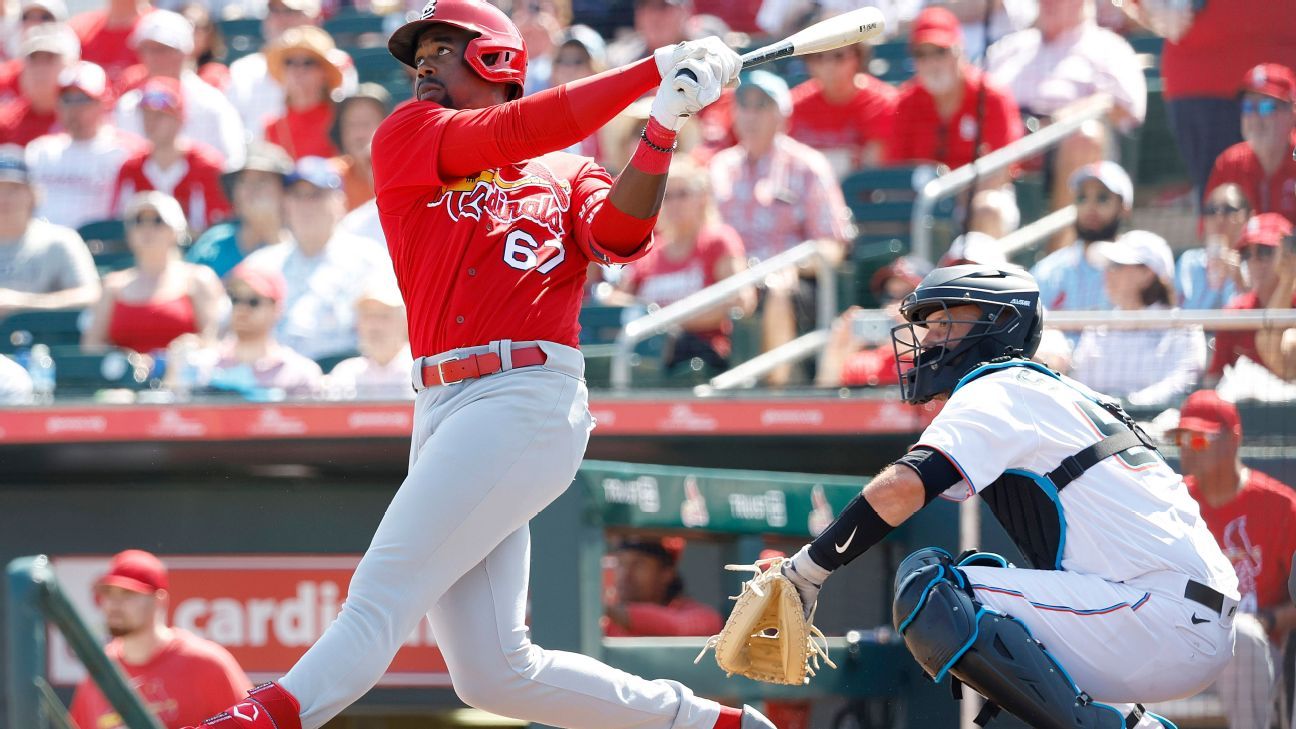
left=694, top=557, right=835, bottom=685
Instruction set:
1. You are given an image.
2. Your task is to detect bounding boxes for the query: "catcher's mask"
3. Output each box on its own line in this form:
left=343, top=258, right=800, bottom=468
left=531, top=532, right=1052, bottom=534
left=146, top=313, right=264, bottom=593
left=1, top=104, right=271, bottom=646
left=892, top=265, right=1043, bottom=405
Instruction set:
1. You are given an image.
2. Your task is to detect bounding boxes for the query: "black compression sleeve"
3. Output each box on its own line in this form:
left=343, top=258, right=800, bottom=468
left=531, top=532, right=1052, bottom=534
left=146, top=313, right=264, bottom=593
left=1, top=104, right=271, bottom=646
left=894, top=446, right=962, bottom=504
left=807, top=491, right=893, bottom=571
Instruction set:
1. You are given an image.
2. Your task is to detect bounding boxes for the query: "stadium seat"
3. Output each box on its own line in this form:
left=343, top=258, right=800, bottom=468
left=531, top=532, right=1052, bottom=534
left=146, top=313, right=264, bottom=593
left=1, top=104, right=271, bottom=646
left=840, top=164, right=952, bottom=242
left=77, top=218, right=127, bottom=254
left=578, top=304, right=631, bottom=346
left=54, top=348, right=152, bottom=395
left=315, top=350, right=359, bottom=374
left=868, top=41, right=914, bottom=85
left=324, top=11, right=387, bottom=49
left=92, top=250, right=135, bottom=275
left=217, top=17, right=264, bottom=63
left=349, top=46, right=409, bottom=90
left=0, top=309, right=85, bottom=352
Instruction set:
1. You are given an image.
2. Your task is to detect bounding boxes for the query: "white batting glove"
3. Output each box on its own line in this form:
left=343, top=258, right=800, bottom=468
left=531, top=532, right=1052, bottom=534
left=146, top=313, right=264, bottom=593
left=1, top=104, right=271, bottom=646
left=649, top=57, right=720, bottom=131
left=653, top=36, right=742, bottom=86
left=783, top=544, right=832, bottom=620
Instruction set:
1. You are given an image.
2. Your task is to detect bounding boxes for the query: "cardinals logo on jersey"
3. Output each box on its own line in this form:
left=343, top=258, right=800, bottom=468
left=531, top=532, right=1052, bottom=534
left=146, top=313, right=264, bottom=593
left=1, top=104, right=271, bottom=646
left=429, top=162, right=573, bottom=235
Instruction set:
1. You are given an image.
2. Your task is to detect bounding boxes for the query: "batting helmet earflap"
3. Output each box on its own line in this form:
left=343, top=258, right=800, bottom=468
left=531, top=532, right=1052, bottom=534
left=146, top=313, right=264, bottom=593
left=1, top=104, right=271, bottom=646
left=387, top=0, right=527, bottom=100
left=891, top=265, right=1043, bottom=405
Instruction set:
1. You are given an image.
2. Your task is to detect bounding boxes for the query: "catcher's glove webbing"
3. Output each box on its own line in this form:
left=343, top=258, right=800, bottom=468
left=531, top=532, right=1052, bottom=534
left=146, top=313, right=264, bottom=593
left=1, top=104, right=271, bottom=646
left=694, top=557, right=836, bottom=685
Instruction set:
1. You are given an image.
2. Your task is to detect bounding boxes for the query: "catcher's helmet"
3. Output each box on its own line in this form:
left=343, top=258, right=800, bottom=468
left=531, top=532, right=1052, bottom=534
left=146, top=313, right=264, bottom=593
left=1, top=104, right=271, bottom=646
left=892, top=265, right=1043, bottom=405
left=388, top=0, right=527, bottom=100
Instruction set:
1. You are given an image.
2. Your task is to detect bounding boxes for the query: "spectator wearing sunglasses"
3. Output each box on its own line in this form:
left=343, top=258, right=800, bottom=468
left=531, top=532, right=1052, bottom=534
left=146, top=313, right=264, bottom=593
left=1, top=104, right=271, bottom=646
left=174, top=262, right=323, bottom=398
left=1207, top=213, right=1296, bottom=383
left=111, top=76, right=232, bottom=231
left=1173, top=390, right=1296, bottom=729
left=262, top=26, right=343, bottom=161
left=788, top=41, right=896, bottom=177
left=1206, top=64, right=1296, bottom=226
left=1177, top=182, right=1249, bottom=310
left=82, top=191, right=224, bottom=355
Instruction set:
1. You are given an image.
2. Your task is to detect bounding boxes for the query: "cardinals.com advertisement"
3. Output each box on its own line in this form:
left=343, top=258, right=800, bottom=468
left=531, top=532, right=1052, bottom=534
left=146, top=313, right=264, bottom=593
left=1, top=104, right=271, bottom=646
left=49, top=555, right=451, bottom=688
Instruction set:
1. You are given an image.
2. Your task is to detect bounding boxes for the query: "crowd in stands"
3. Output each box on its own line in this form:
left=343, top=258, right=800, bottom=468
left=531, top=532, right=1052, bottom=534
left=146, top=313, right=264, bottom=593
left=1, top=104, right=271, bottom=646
left=0, top=0, right=1294, bottom=405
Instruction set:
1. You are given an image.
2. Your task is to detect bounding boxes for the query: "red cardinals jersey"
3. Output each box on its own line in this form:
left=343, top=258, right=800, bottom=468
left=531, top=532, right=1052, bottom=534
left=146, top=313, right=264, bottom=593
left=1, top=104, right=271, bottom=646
left=372, top=102, right=650, bottom=356
left=112, top=143, right=233, bottom=230
left=1150, top=0, right=1296, bottom=99
left=886, top=67, right=1023, bottom=169
left=789, top=75, right=896, bottom=169
left=68, top=628, right=250, bottom=729
left=68, top=9, right=149, bottom=80
left=1186, top=470, right=1296, bottom=615
left=0, top=98, right=57, bottom=146
left=1206, top=135, right=1296, bottom=226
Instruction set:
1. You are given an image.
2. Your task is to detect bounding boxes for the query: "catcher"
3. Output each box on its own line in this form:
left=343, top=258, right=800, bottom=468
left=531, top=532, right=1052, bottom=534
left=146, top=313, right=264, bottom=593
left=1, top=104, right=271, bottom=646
left=709, top=265, right=1239, bottom=729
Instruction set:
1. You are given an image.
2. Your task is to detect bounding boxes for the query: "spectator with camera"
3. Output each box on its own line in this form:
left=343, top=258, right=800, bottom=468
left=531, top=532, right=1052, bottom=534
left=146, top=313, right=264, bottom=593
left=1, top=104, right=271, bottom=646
left=0, top=149, right=100, bottom=318
left=1178, top=182, right=1249, bottom=311
left=1208, top=213, right=1296, bottom=382
left=1206, top=64, right=1296, bottom=226
left=1170, top=391, right=1296, bottom=729
left=185, top=143, right=294, bottom=278
left=1067, top=230, right=1205, bottom=407
left=82, top=191, right=224, bottom=356
left=68, top=549, right=251, bottom=729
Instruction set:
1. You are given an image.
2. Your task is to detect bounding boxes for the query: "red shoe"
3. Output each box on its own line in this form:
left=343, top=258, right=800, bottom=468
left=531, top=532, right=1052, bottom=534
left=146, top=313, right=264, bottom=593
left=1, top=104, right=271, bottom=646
left=184, top=682, right=302, bottom=729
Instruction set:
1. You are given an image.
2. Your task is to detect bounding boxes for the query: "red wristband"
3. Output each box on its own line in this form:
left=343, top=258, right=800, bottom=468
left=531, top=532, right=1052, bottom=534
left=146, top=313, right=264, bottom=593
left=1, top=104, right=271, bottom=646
left=628, top=117, right=677, bottom=175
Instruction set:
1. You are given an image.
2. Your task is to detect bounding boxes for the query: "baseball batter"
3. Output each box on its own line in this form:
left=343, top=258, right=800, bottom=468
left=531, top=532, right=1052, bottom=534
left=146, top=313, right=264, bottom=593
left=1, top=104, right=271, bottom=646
left=184, top=3, right=778, bottom=729
left=777, top=265, right=1239, bottom=729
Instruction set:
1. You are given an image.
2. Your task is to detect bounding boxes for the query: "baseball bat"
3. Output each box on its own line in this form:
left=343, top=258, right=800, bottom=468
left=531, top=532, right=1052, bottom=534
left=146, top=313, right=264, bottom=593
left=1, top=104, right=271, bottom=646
left=675, top=7, right=887, bottom=83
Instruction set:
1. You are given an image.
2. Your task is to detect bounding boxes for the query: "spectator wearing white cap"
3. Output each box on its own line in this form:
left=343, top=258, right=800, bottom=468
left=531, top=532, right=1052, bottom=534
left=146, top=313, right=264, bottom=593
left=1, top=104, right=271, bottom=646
left=26, top=60, right=146, bottom=229
left=710, top=69, right=852, bottom=386
left=113, top=10, right=245, bottom=171
left=0, top=23, right=80, bottom=145
left=1030, top=160, right=1133, bottom=312
left=549, top=25, right=606, bottom=160
left=226, top=0, right=355, bottom=145
left=324, top=275, right=414, bottom=400
left=67, top=0, right=151, bottom=80
left=241, top=156, right=389, bottom=361
left=1066, top=230, right=1206, bottom=406
left=0, top=147, right=101, bottom=318
left=1, top=0, right=69, bottom=65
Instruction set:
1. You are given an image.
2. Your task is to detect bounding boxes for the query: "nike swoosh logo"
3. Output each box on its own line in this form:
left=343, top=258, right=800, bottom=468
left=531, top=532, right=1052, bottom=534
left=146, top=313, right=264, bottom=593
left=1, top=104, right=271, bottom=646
left=835, top=527, right=858, bottom=553
left=1190, top=615, right=1209, bottom=624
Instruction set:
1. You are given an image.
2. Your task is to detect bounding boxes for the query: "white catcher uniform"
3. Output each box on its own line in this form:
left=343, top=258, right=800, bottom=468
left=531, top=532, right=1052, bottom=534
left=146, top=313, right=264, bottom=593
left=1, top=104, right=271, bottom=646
left=914, top=361, right=1239, bottom=718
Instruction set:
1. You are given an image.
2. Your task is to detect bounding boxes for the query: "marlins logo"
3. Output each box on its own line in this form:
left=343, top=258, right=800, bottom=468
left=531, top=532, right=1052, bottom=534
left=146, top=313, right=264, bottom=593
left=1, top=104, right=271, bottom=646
left=420, top=0, right=437, bottom=18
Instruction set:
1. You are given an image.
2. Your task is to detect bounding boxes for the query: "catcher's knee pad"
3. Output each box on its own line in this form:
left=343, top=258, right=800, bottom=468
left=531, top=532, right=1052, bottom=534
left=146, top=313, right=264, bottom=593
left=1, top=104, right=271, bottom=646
left=893, top=546, right=957, bottom=594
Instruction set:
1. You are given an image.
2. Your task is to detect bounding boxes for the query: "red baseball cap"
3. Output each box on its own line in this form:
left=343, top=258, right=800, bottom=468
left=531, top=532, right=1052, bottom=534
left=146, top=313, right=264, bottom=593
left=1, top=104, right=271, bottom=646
left=138, top=76, right=184, bottom=118
left=227, top=262, right=286, bottom=303
left=1234, top=212, right=1293, bottom=249
left=910, top=7, right=962, bottom=50
left=1174, top=390, right=1241, bottom=437
left=1240, top=63, right=1296, bottom=104
left=96, top=549, right=168, bottom=594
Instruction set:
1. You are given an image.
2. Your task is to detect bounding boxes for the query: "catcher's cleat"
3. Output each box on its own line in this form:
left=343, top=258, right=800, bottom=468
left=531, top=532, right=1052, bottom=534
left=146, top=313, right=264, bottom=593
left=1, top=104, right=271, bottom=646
left=183, top=682, right=302, bottom=729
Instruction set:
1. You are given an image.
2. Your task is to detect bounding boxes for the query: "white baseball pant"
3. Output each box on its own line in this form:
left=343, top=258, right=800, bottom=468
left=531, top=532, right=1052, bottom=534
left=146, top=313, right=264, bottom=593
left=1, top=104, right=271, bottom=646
left=1212, top=613, right=1276, bottom=729
left=960, top=564, right=1237, bottom=727
left=280, top=341, right=725, bottom=729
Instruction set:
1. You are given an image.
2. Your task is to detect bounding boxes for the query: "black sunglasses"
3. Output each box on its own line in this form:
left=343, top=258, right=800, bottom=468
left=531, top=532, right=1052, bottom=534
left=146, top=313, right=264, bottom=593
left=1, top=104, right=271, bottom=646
left=1240, top=246, right=1277, bottom=261
left=130, top=214, right=167, bottom=227
left=230, top=294, right=272, bottom=308
left=1203, top=204, right=1246, bottom=216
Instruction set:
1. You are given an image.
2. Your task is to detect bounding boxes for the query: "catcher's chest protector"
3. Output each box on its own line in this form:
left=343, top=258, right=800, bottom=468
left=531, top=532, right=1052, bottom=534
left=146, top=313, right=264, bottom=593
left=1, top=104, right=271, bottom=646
left=971, top=365, right=1160, bottom=571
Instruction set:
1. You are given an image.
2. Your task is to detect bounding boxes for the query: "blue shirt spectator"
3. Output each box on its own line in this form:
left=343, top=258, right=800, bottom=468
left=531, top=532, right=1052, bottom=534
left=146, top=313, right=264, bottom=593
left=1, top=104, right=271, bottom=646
left=1031, top=241, right=1110, bottom=312
left=1177, top=248, right=1240, bottom=310
left=1177, top=182, right=1251, bottom=310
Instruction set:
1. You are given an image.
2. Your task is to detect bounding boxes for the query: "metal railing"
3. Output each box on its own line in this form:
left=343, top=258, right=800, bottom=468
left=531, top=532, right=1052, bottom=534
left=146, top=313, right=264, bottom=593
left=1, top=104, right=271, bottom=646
left=696, top=329, right=831, bottom=393
left=1044, top=309, right=1296, bottom=331
left=610, top=240, right=837, bottom=390
left=6, top=555, right=163, bottom=729
left=998, top=205, right=1077, bottom=257
left=910, top=95, right=1114, bottom=262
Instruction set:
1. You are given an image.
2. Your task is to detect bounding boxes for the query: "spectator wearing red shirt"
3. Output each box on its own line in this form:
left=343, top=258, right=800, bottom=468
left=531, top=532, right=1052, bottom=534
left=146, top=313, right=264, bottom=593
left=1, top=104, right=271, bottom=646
left=1122, top=0, right=1296, bottom=201
left=1208, top=213, right=1296, bottom=382
left=1206, top=64, right=1296, bottom=226
left=789, top=42, right=896, bottom=177
left=263, top=25, right=343, bottom=160
left=68, top=550, right=252, bottom=729
left=610, top=158, right=755, bottom=374
left=0, top=23, right=79, bottom=146
left=67, top=0, right=150, bottom=80
left=1174, top=391, right=1296, bottom=729
left=603, top=537, right=724, bottom=638
left=886, top=7, right=1023, bottom=235
left=112, top=77, right=231, bottom=231
left=0, top=0, right=70, bottom=94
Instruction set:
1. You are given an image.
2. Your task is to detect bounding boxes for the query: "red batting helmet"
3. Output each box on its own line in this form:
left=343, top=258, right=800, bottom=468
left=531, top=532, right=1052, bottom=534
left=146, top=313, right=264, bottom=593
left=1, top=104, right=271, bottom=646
left=388, top=0, right=527, bottom=100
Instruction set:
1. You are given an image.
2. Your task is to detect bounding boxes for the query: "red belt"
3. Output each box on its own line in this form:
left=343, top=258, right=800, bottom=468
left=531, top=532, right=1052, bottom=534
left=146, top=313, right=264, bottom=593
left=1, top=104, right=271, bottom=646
left=419, top=344, right=548, bottom=387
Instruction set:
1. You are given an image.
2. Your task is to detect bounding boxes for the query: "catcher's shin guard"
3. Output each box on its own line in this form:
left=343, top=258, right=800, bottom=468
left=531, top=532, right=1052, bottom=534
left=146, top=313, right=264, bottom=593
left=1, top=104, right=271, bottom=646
left=183, top=682, right=302, bottom=729
left=892, top=549, right=1138, bottom=729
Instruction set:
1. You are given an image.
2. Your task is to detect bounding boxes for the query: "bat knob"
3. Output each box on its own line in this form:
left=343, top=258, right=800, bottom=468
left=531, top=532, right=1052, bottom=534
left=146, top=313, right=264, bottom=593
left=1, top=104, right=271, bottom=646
left=674, top=68, right=698, bottom=83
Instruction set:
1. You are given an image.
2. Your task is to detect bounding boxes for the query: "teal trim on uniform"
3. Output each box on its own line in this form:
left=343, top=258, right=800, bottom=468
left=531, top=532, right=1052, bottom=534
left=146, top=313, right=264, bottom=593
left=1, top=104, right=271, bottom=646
left=951, top=358, right=1058, bottom=396
left=1005, top=468, right=1067, bottom=570
left=1147, top=711, right=1179, bottom=729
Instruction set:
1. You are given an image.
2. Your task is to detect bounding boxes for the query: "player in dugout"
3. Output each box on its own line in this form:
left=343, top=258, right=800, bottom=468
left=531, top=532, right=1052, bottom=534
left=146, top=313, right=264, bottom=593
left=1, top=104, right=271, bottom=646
left=181, top=1, right=783, bottom=729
